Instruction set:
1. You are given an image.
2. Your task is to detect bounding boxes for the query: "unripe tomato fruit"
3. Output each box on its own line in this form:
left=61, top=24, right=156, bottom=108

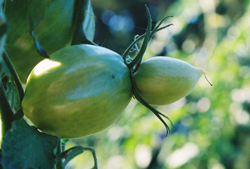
left=133, top=57, right=204, bottom=105
left=4, top=0, right=95, bottom=82
left=22, top=44, right=132, bottom=138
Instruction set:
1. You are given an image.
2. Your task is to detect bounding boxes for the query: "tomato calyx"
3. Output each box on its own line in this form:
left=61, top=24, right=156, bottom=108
left=123, top=6, right=175, bottom=137
left=122, top=13, right=173, bottom=72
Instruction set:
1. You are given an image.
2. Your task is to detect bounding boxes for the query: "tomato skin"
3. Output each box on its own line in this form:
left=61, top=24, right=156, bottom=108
left=4, top=0, right=95, bottom=82
left=22, top=44, right=132, bottom=138
left=133, top=57, right=204, bottom=105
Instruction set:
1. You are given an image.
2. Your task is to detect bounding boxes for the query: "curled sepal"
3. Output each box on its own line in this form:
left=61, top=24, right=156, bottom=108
left=56, top=146, right=98, bottom=169
left=130, top=73, right=174, bottom=137
left=30, top=31, right=50, bottom=58
left=122, top=15, right=173, bottom=70
left=124, top=5, right=152, bottom=70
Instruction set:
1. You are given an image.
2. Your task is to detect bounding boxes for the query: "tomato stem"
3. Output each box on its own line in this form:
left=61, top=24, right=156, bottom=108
left=84, top=147, right=98, bottom=169
left=55, top=140, right=64, bottom=169
left=56, top=145, right=98, bottom=169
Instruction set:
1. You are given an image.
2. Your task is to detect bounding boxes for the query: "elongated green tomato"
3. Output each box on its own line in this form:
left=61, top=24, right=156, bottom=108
left=4, top=0, right=95, bottom=82
left=133, top=57, right=204, bottom=105
left=21, top=44, right=132, bottom=138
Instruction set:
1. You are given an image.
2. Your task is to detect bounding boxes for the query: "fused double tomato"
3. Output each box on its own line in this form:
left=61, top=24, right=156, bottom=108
left=22, top=44, right=204, bottom=138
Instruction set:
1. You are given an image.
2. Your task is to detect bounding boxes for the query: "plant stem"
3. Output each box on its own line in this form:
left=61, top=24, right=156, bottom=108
left=0, top=79, right=14, bottom=138
left=84, top=147, right=98, bottom=169
left=55, top=139, right=64, bottom=169
left=2, top=52, right=24, bottom=103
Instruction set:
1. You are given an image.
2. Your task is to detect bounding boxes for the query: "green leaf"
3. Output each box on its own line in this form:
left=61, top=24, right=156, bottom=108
left=4, top=0, right=56, bottom=34
left=82, top=0, right=96, bottom=41
left=4, top=0, right=30, bottom=41
left=28, top=0, right=56, bottom=30
left=0, top=119, right=60, bottom=169
left=71, top=0, right=96, bottom=45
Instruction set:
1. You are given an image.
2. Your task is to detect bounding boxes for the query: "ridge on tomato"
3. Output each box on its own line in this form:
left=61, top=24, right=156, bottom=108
left=4, top=0, right=95, bottom=82
left=133, top=56, right=204, bottom=105
left=22, top=44, right=132, bottom=138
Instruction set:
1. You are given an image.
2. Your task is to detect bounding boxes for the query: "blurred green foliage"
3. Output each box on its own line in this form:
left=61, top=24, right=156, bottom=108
left=65, top=0, right=250, bottom=168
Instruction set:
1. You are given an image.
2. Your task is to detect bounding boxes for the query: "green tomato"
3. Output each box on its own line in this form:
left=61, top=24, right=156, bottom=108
left=4, top=0, right=95, bottom=82
left=22, top=44, right=132, bottom=138
left=133, top=57, right=204, bottom=105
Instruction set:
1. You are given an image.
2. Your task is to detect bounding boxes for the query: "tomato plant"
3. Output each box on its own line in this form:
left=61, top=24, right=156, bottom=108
left=0, top=0, right=208, bottom=168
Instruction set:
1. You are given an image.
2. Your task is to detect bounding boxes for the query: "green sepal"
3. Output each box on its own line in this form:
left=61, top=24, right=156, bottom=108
left=124, top=5, right=152, bottom=70
left=122, top=15, right=173, bottom=71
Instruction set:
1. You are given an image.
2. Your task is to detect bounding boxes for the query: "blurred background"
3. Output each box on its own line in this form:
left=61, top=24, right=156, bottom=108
left=66, top=0, right=250, bottom=168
